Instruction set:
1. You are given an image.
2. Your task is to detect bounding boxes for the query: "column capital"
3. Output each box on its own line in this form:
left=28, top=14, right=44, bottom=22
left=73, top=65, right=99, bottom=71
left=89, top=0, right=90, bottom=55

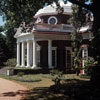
left=17, top=41, right=20, bottom=44
left=26, top=39, right=30, bottom=42
left=22, top=41, right=25, bottom=43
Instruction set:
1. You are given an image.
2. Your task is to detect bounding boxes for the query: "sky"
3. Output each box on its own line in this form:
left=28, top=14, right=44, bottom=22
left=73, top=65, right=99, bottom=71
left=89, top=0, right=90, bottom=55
left=0, top=16, right=5, bottom=26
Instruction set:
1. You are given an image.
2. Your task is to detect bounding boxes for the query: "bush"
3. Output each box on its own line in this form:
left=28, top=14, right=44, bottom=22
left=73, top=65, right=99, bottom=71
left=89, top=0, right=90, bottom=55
left=5, top=58, right=16, bottom=68
left=79, top=74, right=91, bottom=78
left=84, top=57, right=97, bottom=76
left=17, top=72, right=24, bottom=77
left=50, top=69, right=63, bottom=86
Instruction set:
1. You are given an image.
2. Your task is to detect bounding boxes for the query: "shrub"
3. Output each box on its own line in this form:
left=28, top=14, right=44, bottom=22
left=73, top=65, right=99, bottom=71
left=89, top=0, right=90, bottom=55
left=79, top=73, right=91, bottom=78
left=84, top=57, right=98, bottom=75
left=17, top=72, right=24, bottom=77
left=50, top=69, right=63, bottom=86
left=5, top=58, right=16, bottom=68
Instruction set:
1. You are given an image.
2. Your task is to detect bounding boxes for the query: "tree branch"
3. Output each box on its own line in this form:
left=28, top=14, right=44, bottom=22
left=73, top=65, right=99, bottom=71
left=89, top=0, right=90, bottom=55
left=67, top=0, right=92, bottom=11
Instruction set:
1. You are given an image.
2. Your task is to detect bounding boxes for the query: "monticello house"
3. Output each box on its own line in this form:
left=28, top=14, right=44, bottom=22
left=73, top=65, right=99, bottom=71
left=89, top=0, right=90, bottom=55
left=14, top=1, right=92, bottom=73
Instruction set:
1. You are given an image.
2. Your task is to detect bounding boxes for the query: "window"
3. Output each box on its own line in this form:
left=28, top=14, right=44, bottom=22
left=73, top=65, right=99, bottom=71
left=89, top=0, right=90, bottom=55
left=65, top=47, right=72, bottom=71
left=52, top=47, right=57, bottom=67
left=48, top=16, right=58, bottom=24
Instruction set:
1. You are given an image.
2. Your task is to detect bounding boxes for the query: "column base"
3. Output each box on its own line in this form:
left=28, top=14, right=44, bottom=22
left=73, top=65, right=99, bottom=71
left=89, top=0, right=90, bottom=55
left=26, top=65, right=30, bottom=68
left=21, top=65, right=25, bottom=67
left=32, top=65, right=37, bottom=69
left=16, top=64, right=20, bottom=67
left=48, top=66, right=53, bottom=69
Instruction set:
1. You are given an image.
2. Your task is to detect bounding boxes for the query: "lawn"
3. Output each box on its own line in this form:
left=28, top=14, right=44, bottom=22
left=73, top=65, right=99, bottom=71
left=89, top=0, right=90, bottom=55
left=0, top=74, right=97, bottom=100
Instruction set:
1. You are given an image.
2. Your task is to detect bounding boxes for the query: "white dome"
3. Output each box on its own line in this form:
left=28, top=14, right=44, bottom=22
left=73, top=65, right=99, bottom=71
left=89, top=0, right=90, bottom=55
left=34, top=1, right=72, bottom=18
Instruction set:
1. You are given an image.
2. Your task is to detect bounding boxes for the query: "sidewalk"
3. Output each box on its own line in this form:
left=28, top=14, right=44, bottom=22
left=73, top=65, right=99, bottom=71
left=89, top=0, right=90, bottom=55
left=0, top=78, right=29, bottom=100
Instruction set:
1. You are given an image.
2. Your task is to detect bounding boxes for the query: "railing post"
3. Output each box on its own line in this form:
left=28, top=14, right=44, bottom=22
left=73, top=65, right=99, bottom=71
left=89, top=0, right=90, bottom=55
left=61, top=24, right=64, bottom=31
left=49, top=24, right=52, bottom=31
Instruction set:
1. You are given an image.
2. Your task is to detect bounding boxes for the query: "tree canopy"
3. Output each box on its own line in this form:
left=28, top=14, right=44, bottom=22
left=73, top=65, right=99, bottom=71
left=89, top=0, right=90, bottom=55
left=66, top=0, right=100, bottom=32
left=0, top=0, right=50, bottom=59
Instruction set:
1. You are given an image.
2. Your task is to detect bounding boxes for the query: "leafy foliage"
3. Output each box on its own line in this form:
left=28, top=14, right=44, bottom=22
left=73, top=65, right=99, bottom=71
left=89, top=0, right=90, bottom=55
left=70, top=4, right=87, bottom=71
left=17, top=72, right=24, bottom=77
left=0, top=36, right=8, bottom=66
left=50, top=69, right=63, bottom=86
left=84, top=57, right=97, bottom=75
left=0, top=0, right=52, bottom=58
left=5, top=58, right=16, bottom=68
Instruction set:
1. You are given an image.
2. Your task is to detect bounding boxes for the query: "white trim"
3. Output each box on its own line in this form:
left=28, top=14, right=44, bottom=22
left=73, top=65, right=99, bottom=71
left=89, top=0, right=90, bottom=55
left=82, top=46, right=88, bottom=68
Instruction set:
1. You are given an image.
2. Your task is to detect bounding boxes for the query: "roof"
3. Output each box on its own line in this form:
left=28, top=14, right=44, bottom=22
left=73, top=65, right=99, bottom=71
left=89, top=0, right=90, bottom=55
left=34, top=1, right=72, bottom=18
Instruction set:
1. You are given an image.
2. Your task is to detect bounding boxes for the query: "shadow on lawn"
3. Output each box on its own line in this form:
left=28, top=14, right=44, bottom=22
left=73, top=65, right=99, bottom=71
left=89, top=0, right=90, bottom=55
left=23, top=79, right=100, bottom=100
left=1, top=90, right=29, bottom=98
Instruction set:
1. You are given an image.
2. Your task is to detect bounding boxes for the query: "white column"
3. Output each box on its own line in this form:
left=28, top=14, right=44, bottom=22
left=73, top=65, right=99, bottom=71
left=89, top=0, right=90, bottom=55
left=26, top=40, right=30, bottom=67
left=29, top=42, right=33, bottom=66
left=32, top=39, right=37, bottom=68
left=16, top=42, right=20, bottom=67
left=21, top=41, right=25, bottom=67
left=48, top=40, right=52, bottom=68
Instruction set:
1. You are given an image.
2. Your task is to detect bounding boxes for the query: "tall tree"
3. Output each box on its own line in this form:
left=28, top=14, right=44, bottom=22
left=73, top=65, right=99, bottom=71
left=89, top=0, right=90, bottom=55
left=64, top=0, right=100, bottom=32
left=65, top=0, right=100, bottom=89
left=70, top=3, right=89, bottom=75
left=0, top=27, right=8, bottom=66
left=0, top=0, right=51, bottom=58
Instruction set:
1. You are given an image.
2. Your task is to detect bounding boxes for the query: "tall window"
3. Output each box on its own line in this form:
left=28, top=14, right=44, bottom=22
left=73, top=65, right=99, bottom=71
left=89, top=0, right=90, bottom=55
left=65, top=47, right=72, bottom=71
left=82, top=46, right=88, bottom=67
left=52, top=47, right=57, bottom=67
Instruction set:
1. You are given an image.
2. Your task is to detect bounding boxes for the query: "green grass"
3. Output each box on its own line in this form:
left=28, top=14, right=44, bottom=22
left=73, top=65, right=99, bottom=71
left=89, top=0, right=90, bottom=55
left=0, top=74, right=93, bottom=100
left=0, top=74, right=42, bottom=82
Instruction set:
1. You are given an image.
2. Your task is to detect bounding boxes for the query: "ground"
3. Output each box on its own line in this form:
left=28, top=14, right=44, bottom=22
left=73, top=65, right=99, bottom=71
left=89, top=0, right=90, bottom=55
left=0, top=77, right=29, bottom=100
left=0, top=73, right=93, bottom=100
left=0, top=68, right=99, bottom=100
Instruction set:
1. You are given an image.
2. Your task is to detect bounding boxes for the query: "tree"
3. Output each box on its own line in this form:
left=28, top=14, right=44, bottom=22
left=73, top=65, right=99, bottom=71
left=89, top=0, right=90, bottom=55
left=65, top=0, right=100, bottom=32
left=0, top=28, right=8, bottom=66
left=70, top=3, right=89, bottom=75
left=0, top=37, right=6, bottom=66
left=0, top=0, right=51, bottom=58
left=65, top=0, right=100, bottom=89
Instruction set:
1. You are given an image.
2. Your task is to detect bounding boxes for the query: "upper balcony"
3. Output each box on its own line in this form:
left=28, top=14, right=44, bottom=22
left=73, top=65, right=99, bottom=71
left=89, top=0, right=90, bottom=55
left=32, top=24, right=72, bottom=33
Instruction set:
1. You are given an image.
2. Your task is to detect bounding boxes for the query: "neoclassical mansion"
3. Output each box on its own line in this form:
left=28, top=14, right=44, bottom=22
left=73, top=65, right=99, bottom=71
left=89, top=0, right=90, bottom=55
left=14, top=1, right=91, bottom=73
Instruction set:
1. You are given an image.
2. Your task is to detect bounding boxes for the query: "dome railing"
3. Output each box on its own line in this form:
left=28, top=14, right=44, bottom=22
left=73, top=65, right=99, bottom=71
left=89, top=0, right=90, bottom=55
left=32, top=23, right=72, bottom=32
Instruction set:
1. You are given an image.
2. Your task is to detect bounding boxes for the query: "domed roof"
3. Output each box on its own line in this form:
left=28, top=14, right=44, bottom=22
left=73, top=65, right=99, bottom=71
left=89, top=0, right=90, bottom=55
left=34, top=1, right=72, bottom=18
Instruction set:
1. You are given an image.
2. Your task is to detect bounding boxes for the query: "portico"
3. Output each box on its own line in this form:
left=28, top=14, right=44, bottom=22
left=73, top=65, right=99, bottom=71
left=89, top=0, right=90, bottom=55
left=15, top=32, right=71, bottom=69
